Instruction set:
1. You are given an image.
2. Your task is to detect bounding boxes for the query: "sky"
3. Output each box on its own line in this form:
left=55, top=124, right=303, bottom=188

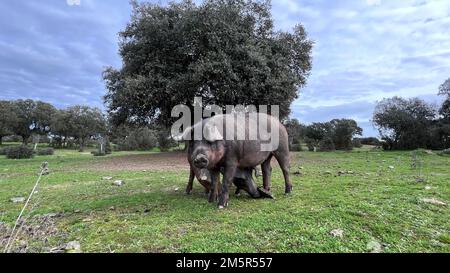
left=0, top=0, right=449, bottom=137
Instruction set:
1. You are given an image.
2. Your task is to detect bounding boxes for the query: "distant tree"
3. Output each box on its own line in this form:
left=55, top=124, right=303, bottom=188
left=318, top=137, right=335, bottom=152
left=373, top=97, right=436, bottom=150
left=104, top=0, right=313, bottom=127
left=114, top=127, right=158, bottom=151
left=440, top=99, right=450, bottom=121
left=439, top=78, right=450, bottom=97
left=0, top=100, right=17, bottom=145
left=304, top=122, right=332, bottom=151
left=11, top=100, right=57, bottom=145
left=65, top=106, right=107, bottom=152
left=51, top=109, right=73, bottom=148
left=303, top=119, right=362, bottom=151
left=352, top=138, right=362, bottom=148
left=438, top=78, right=450, bottom=121
left=435, top=78, right=450, bottom=148
left=284, top=118, right=306, bottom=145
left=356, top=137, right=381, bottom=146
left=329, top=119, right=363, bottom=150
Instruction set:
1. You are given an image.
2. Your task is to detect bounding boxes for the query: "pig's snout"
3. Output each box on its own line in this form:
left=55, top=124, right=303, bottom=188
left=193, top=154, right=209, bottom=168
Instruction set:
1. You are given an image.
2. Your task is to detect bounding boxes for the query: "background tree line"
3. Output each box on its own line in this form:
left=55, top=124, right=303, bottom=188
left=0, top=99, right=177, bottom=153
left=284, top=118, right=363, bottom=152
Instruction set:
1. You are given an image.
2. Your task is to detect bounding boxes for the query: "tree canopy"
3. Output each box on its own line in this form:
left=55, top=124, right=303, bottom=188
left=329, top=119, right=363, bottom=150
left=104, top=0, right=313, bottom=126
left=0, top=100, right=18, bottom=144
left=63, top=106, right=107, bottom=151
left=373, top=97, right=437, bottom=150
left=303, top=119, right=362, bottom=151
left=9, top=100, right=57, bottom=144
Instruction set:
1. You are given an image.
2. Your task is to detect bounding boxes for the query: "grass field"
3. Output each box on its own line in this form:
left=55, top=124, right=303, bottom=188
left=0, top=147, right=449, bottom=253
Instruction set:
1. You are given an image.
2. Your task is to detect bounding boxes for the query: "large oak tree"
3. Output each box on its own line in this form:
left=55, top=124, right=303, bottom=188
left=104, top=0, right=313, bottom=126
left=10, top=99, right=56, bottom=144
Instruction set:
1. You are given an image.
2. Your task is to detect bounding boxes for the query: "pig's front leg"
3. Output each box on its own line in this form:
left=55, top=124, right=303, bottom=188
left=218, top=164, right=237, bottom=209
left=185, top=167, right=195, bottom=195
left=208, top=169, right=220, bottom=203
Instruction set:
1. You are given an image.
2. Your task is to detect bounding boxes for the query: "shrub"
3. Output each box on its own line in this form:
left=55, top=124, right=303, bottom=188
left=3, top=135, right=23, bottom=142
left=318, top=138, right=335, bottom=152
left=91, top=151, right=106, bottom=157
left=105, top=138, right=112, bottom=154
left=117, top=128, right=158, bottom=151
left=304, top=138, right=316, bottom=151
left=157, top=129, right=176, bottom=152
left=36, top=148, right=54, bottom=155
left=0, top=146, right=11, bottom=155
left=352, top=138, right=362, bottom=148
left=290, top=143, right=303, bottom=152
left=6, top=145, right=34, bottom=159
left=356, top=137, right=381, bottom=146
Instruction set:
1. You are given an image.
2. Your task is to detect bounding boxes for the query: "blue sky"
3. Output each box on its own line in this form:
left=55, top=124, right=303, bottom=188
left=0, top=0, right=449, bottom=136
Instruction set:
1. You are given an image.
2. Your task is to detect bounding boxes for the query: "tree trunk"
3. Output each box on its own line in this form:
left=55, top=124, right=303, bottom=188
left=22, top=135, right=30, bottom=145
left=79, top=138, right=84, bottom=152
left=0, top=136, right=2, bottom=145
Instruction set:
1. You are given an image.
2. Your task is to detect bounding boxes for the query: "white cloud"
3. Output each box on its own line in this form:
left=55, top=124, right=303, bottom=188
left=67, top=0, right=81, bottom=6
left=366, top=0, right=381, bottom=6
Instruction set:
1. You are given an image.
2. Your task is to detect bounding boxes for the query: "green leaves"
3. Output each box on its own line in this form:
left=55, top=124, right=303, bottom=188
left=104, top=0, right=313, bottom=126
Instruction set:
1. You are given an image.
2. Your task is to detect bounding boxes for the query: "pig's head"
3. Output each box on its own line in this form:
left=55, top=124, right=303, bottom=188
left=188, top=139, right=225, bottom=169
left=179, top=120, right=226, bottom=170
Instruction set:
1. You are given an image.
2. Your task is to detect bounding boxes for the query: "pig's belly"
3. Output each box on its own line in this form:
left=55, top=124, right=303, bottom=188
left=238, top=151, right=271, bottom=167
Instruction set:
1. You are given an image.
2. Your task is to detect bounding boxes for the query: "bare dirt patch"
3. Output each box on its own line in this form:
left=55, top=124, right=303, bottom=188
left=87, top=152, right=191, bottom=172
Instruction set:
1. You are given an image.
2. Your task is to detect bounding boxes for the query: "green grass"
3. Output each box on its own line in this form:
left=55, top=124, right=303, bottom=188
left=0, top=148, right=449, bottom=253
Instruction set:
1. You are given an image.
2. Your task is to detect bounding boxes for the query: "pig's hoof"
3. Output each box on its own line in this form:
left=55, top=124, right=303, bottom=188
left=257, top=188, right=275, bottom=199
left=218, top=205, right=225, bottom=209
left=285, top=186, right=293, bottom=195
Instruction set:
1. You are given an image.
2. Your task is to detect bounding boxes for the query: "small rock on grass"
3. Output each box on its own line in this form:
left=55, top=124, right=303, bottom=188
left=102, top=176, right=113, bottom=181
left=112, top=180, right=125, bottom=186
left=421, top=198, right=447, bottom=206
left=10, top=197, right=25, bottom=203
left=366, top=240, right=383, bottom=253
left=330, top=229, right=344, bottom=238
left=65, top=241, right=82, bottom=253
left=415, top=177, right=426, bottom=183
left=424, top=186, right=433, bottom=190
left=388, top=166, right=395, bottom=169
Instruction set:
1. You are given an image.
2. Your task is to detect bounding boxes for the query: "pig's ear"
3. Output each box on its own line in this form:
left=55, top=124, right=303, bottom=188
left=204, top=124, right=223, bottom=142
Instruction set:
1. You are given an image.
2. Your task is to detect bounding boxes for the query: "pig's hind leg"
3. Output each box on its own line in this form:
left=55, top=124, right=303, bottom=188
left=273, top=150, right=293, bottom=194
